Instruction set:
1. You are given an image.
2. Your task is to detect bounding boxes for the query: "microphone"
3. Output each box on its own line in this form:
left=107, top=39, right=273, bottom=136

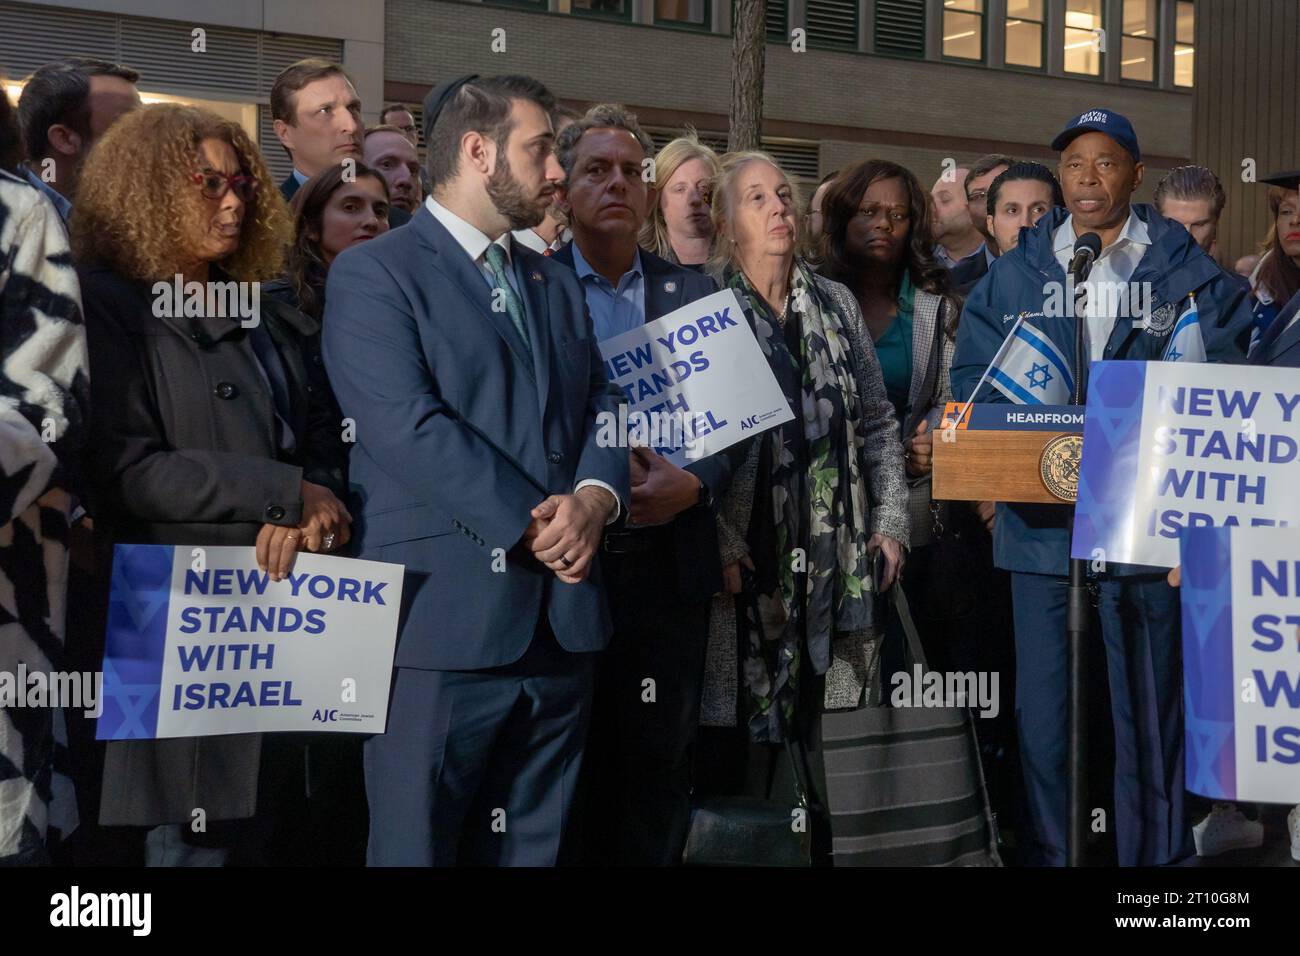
left=1068, top=232, right=1102, bottom=281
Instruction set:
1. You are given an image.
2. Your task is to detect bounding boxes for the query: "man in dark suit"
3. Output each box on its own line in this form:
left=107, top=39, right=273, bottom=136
left=550, top=104, right=734, bottom=865
left=270, top=59, right=363, bottom=203
left=322, top=75, right=627, bottom=866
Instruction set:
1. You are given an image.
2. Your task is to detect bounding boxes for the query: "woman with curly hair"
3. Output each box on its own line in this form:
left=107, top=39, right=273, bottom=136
left=72, top=104, right=352, bottom=865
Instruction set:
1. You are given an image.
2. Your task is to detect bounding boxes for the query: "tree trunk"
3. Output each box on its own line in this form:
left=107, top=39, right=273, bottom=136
left=729, top=0, right=766, bottom=152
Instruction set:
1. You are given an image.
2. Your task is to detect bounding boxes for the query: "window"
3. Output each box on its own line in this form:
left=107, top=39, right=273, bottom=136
left=1120, top=0, right=1156, bottom=82
left=1175, top=0, right=1195, bottom=88
left=656, top=0, right=709, bottom=28
left=1005, top=0, right=1044, bottom=69
left=874, top=0, right=926, bottom=58
left=767, top=0, right=789, bottom=42
left=572, top=0, right=630, bottom=18
left=1064, top=0, right=1103, bottom=76
left=806, top=0, right=859, bottom=50
left=942, top=0, right=983, bottom=61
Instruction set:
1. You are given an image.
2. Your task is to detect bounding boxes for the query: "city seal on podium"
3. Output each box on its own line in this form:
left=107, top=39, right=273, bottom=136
left=1040, top=434, right=1083, bottom=502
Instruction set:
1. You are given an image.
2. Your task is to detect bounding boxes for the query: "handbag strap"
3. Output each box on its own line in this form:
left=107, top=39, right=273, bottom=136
left=892, top=582, right=931, bottom=674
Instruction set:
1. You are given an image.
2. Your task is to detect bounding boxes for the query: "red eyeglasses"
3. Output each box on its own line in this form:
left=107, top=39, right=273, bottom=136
left=191, top=169, right=258, bottom=203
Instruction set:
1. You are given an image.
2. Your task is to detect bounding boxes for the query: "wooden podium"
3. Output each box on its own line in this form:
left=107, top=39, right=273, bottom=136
left=932, top=403, right=1085, bottom=504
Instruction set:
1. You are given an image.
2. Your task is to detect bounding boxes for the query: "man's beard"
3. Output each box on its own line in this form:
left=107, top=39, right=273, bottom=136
left=486, top=151, right=547, bottom=231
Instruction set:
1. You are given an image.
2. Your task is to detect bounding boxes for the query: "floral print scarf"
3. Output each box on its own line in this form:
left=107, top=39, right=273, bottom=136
left=727, top=260, right=873, bottom=742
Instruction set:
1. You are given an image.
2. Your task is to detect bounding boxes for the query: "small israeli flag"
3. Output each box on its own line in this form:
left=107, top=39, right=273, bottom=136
left=1163, top=294, right=1206, bottom=363
left=987, top=319, right=1075, bottom=405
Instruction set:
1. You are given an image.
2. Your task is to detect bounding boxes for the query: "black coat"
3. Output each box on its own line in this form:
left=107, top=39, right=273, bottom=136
left=79, top=263, right=348, bottom=825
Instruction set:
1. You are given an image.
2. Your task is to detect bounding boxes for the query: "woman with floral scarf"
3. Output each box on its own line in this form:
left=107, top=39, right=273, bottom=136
left=695, top=152, right=909, bottom=845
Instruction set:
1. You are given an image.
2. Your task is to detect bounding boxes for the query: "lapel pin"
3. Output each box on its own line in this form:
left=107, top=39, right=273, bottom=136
left=531, top=271, right=544, bottom=282
left=664, top=280, right=677, bottom=294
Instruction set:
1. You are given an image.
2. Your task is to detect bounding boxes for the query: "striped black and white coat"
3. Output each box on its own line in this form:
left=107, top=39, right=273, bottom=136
left=0, top=168, right=88, bottom=864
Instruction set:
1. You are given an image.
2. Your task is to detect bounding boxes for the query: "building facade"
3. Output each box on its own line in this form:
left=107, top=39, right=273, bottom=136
left=3, top=0, right=1232, bottom=251
left=384, top=0, right=1196, bottom=204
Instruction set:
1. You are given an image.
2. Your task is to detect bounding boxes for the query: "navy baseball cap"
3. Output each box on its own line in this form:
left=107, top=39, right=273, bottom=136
left=1051, top=108, right=1141, bottom=163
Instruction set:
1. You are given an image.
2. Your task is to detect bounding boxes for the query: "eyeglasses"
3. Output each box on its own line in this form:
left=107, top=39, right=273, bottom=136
left=191, top=169, right=258, bottom=203
left=967, top=189, right=989, bottom=202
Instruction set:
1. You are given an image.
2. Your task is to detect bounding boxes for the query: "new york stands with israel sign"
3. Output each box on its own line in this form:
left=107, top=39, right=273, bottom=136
left=1181, top=526, right=1300, bottom=803
left=97, top=545, right=403, bottom=740
left=1071, top=362, right=1300, bottom=568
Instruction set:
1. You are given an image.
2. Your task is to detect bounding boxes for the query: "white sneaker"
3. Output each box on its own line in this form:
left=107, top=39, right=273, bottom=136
left=1193, top=803, right=1264, bottom=857
left=1288, top=805, right=1300, bottom=863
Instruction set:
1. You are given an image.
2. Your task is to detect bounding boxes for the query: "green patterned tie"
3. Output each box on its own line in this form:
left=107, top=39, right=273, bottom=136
left=484, top=243, right=533, bottom=360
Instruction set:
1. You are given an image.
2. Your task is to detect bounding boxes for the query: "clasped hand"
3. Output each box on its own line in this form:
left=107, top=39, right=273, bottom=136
left=521, top=486, right=615, bottom=584
left=256, top=481, right=353, bottom=581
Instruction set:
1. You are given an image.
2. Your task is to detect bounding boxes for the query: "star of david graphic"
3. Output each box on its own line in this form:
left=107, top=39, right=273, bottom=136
left=1167, top=346, right=1182, bottom=361
left=1025, top=362, right=1053, bottom=390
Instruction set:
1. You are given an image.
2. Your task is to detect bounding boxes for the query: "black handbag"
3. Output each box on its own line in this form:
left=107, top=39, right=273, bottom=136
left=821, top=577, right=1002, bottom=866
left=682, top=586, right=815, bottom=867
left=681, top=736, right=813, bottom=867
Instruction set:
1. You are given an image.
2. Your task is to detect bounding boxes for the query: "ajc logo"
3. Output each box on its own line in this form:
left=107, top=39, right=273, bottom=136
left=740, top=416, right=760, bottom=430
left=312, top=709, right=339, bottom=722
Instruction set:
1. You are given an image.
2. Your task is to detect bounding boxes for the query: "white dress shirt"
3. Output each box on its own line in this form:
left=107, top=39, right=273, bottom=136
left=425, top=196, right=621, bottom=522
left=1052, top=208, right=1151, bottom=362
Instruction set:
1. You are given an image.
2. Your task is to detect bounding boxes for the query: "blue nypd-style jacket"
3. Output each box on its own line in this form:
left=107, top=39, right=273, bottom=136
left=949, top=203, right=1254, bottom=577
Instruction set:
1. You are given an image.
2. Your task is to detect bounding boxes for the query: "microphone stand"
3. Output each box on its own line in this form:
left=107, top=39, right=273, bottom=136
left=1066, top=260, right=1091, bottom=867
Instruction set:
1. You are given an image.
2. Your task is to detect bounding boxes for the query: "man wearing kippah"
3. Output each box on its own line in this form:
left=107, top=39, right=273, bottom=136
left=951, top=108, right=1254, bottom=866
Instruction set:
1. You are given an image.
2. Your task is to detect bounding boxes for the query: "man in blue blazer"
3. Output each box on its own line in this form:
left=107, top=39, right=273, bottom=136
left=548, top=104, right=734, bottom=864
left=322, top=75, right=628, bottom=866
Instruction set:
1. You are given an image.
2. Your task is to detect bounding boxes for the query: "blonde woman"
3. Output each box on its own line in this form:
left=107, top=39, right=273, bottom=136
left=72, top=104, right=351, bottom=865
left=639, top=132, right=718, bottom=269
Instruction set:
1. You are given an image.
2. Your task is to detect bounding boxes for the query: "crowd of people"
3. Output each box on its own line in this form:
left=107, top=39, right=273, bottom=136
left=2, top=54, right=1298, bottom=868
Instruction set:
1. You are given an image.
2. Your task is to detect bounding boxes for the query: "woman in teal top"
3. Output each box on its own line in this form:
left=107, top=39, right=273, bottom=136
left=816, top=159, right=966, bottom=672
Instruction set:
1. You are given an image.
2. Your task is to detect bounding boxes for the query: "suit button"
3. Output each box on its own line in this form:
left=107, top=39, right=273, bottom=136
left=266, top=505, right=285, bottom=521
left=547, top=451, right=563, bottom=464
left=214, top=382, right=238, bottom=400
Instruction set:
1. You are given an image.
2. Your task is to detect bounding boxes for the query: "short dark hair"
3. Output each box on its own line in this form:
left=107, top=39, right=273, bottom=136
left=966, top=153, right=1017, bottom=197
left=425, top=75, right=556, bottom=188
left=554, top=103, right=654, bottom=178
left=986, top=162, right=1064, bottom=216
left=820, top=158, right=951, bottom=300
left=271, top=58, right=354, bottom=125
left=1154, top=165, right=1227, bottom=219
left=380, top=103, right=412, bottom=122
left=17, top=56, right=140, bottom=162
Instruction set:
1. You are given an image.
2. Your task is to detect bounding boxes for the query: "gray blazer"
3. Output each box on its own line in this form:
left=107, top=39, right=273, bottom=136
left=701, top=272, right=910, bottom=725
left=80, top=264, right=347, bottom=826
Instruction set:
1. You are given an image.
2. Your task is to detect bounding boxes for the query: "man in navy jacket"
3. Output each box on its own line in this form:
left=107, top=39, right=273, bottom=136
left=323, top=75, right=628, bottom=866
left=951, top=109, right=1253, bottom=866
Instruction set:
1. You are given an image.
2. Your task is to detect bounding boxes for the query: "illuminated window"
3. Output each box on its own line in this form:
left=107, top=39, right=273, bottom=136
left=1005, top=0, right=1044, bottom=69
left=1064, top=0, right=1103, bottom=76
left=2, top=80, right=258, bottom=141
left=1175, top=0, right=1195, bottom=87
left=942, top=0, right=984, bottom=62
left=655, top=0, right=708, bottom=27
left=1120, top=0, right=1156, bottom=82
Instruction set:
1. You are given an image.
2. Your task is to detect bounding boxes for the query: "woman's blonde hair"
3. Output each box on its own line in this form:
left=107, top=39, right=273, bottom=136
left=71, top=104, right=291, bottom=281
left=705, top=150, right=802, bottom=282
left=638, top=131, right=721, bottom=262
